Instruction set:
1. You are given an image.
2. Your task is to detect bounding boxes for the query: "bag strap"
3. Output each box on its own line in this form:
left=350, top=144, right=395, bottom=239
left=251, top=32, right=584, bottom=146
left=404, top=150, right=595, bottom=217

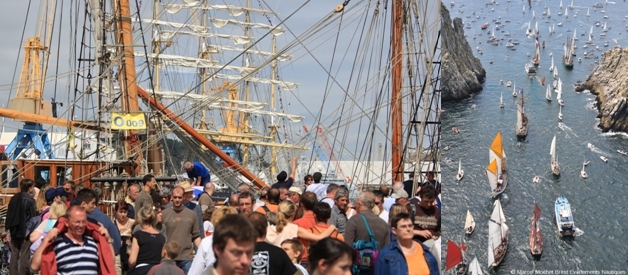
left=359, top=214, right=375, bottom=244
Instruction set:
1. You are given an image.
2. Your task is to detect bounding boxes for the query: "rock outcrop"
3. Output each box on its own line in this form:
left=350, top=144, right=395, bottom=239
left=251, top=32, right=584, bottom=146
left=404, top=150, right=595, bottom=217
left=441, top=3, right=486, bottom=102
left=576, top=46, right=628, bottom=132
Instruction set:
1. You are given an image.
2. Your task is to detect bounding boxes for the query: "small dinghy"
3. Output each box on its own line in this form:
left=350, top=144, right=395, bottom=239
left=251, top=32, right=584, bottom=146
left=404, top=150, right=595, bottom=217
left=465, top=210, right=476, bottom=235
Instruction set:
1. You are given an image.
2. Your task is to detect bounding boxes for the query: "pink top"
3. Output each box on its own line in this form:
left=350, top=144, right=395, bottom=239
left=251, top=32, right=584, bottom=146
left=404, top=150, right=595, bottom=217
left=265, top=223, right=298, bottom=247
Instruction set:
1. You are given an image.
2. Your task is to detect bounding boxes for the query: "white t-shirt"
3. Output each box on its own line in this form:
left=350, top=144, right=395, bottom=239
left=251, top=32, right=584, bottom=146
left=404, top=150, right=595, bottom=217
left=203, top=221, right=214, bottom=234
left=188, top=236, right=215, bottom=275
left=378, top=209, right=389, bottom=224
left=306, top=183, right=328, bottom=201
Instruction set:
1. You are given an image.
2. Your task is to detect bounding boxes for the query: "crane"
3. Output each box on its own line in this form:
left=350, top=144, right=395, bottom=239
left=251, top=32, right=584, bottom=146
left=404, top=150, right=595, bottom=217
left=5, top=0, right=57, bottom=159
left=302, top=125, right=347, bottom=182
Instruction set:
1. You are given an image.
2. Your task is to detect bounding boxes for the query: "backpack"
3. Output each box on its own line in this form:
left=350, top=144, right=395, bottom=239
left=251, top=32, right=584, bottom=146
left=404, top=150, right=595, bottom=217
left=351, top=214, right=379, bottom=275
left=25, top=208, right=49, bottom=238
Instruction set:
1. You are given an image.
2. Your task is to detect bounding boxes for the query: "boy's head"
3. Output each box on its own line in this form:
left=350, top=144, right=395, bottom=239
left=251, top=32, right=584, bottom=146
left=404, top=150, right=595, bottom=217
left=162, top=241, right=181, bottom=260
left=280, top=238, right=304, bottom=264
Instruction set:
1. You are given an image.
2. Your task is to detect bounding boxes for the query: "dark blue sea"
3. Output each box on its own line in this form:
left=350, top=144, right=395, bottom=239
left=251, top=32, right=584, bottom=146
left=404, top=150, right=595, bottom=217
left=442, top=0, right=628, bottom=273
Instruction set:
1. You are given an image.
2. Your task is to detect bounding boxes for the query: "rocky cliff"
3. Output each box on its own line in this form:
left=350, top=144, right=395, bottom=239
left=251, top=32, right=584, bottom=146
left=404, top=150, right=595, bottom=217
left=576, top=46, right=628, bottom=132
left=441, top=3, right=486, bottom=102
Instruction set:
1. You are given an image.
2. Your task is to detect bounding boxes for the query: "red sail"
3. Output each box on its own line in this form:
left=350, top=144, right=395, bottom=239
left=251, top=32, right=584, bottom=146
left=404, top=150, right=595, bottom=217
left=446, top=240, right=463, bottom=271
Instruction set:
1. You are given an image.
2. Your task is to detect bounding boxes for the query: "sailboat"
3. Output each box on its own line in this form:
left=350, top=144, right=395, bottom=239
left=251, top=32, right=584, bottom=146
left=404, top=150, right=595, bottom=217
left=488, top=200, right=509, bottom=268
left=549, top=55, right=554, bottom=71
left=532, top=38, right=541, bottom=66
left=465, top=210, right=476, bottom=234
left=564, top=38, right=575, bottom=68
left=569, top=0, right=575, bottom=9
left=587, top=26, right=594, bottom=44
left=456, top=159, right=465, bottom=181
left=553, top=67, right=559, bottom=88
left=546, top=85, right=553, bottom=102
left=571, top=29, right=578, bottom=56
left=557, top=79, right=565, bottom=105
left=580, top=163, right=588, bottom=178
left=550, top=135, right=561, bottom=176
left=446, top=240, right=468, bottom=275
left=548, top=7, right=552, bottom=18
left=558, top=105, right=563, bottom=120
left=529, top=203, right=543, bottom=256
left=487, top=132, right=508, bottom=197
left=469, top=257, right=483, bottom=275
left=565, top=7, right=569, bottom=19
left=512, top=82, right=518, bottom=97
left=500, top=91, right=505, bottom=108
left=516, top=89, right=528, bottom=138
left=587, top=8, right=590, bottom=17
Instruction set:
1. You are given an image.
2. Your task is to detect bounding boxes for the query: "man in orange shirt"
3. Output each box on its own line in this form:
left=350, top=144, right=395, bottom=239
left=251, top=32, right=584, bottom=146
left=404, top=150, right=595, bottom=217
left=309, top=202, right=343, bottom=242
left=254, top=188, right=280, bottom=214
left=374, top=212, right=439, bottom=275
left=292, top=191, right=318, bottom=265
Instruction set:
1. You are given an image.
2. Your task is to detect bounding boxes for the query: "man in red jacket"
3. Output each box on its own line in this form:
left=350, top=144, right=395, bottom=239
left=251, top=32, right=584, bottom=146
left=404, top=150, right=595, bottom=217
left=30, top=205, right=116, bottom=275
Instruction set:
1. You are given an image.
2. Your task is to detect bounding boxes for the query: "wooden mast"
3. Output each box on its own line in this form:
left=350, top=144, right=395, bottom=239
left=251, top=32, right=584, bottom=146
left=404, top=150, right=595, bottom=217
left=391, top=0, right=404, bottom=183
left=117, top=0, right=143, bottom=175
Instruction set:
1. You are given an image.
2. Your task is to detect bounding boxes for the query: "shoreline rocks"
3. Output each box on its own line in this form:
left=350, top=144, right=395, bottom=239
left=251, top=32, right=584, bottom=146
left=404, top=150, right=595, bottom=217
left=577, top=46, right=628, bottom=133
left=441, top=3, right=486, bottom=102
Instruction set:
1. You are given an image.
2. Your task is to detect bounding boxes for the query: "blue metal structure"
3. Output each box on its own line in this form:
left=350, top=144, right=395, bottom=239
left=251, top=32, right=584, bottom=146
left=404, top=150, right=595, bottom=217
left=6, top=123, right=55, bottom=159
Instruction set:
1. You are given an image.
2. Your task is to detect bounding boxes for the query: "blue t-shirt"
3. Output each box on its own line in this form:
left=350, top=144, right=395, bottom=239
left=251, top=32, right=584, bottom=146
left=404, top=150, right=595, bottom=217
left=88, top=208, right=122, bottom=254
left=187, top=162, right=211, bottom=185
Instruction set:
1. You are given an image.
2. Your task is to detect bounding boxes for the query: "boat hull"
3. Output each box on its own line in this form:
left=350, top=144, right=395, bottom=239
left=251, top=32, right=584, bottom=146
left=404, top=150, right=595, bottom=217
left=529, top=220, right=543, bottom=256
left=555, top=197, right=576, bottom=237
left=492, top=171, right=508, bottom=197
left=490, top=239, right=509, bottom=268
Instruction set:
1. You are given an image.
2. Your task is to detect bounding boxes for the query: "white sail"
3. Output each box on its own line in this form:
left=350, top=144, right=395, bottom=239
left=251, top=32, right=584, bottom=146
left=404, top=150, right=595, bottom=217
left=488, top=200, right=508, bottom=267
left=557, top=79, right=563, bottom=100
left=141, top=89, right=305, bottom=122
left=587, top=8, right=590, bottom=17
left=469, top=257, right=483, bottom=275
left=546, top=85, right=552, bottom=100
left=550, top=55, right=554, bottom=71
left=548, top=7, right=551, bottom=18
left=162, top=3, right=274, bottom=16
left=458, top=159, right=462, bottom=174
left=465, top=210, right=475, bottom=229
left=565, top=8, right=569, bottom=18
left=550, top=135, right=560, bottom=175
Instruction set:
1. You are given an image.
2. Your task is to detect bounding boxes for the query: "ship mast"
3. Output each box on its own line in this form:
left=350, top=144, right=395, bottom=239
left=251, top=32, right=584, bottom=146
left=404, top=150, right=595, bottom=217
left=391, top=0, right=404, bottom=183
left=117, top=0, right=143, bottom=175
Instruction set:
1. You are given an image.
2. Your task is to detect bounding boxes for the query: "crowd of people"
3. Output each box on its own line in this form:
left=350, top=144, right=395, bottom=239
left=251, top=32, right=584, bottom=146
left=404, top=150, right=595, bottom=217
left=4, top=163, right=442, bottom=275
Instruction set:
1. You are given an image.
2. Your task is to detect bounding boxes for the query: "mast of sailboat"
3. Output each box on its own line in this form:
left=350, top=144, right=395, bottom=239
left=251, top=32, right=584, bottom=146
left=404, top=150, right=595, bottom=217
left=391, top=0, right=403, bottom=183
left=118, top=0, right=144, bottom=175
left=269, top=26, right=279, bottom=176
left=241, top=0, right=254, bottom=169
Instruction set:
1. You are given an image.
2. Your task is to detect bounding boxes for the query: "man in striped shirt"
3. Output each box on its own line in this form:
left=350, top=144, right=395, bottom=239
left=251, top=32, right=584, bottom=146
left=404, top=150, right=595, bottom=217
left=31, top=205, right=114, bottom=274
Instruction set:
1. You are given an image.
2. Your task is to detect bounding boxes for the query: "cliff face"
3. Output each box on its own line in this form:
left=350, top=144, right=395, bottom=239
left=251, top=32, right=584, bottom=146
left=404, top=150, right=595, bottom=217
left=577, top=46, right=628, bottom=132
left=441, top=3, right=486, bottom=102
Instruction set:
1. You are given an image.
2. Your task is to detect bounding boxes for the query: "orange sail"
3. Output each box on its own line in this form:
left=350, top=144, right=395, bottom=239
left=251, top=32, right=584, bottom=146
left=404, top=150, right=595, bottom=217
left=541, top=76, right=546, bottom=85
left=446, top=240, right=463, bottom=271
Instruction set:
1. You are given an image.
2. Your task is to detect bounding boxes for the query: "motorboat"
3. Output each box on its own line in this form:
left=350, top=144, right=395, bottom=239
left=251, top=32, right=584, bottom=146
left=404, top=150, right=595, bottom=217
left=533, top=176, right=540, bottom=183
left=555, top=197, right=576, bottom=237
left=617, top=150, right=627, bottom=156
left=600, top=156, right=608, bottom=162
left=580, top=163, right=588, bottom=179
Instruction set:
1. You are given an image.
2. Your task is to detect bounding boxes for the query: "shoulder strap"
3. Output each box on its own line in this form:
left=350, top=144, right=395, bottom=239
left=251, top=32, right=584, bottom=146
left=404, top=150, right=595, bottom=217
left=261, top=204, right=270, bottom=213
left=359, top=214, right=375, bottom=244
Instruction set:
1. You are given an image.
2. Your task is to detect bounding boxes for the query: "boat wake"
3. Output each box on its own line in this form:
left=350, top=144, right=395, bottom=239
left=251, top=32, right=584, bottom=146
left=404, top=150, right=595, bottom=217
left=574, top=227, right=585, bottom=237
left=558, top=122, right=579, bottom=138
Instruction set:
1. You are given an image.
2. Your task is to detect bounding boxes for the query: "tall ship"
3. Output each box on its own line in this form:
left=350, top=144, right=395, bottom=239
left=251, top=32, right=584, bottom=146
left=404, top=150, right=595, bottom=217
left=0, top=0, right=443, bottom=215
left=564, top=36, right=575, bottom=68
left=488, top=200, right=509, bottom=268
left=532, top=38, right=541, bottom=66
left=486, top=132, right=508, bottom=197
left=529, top=203, right=543, bottom=256
left=516, top=89, right=528, bottom=138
